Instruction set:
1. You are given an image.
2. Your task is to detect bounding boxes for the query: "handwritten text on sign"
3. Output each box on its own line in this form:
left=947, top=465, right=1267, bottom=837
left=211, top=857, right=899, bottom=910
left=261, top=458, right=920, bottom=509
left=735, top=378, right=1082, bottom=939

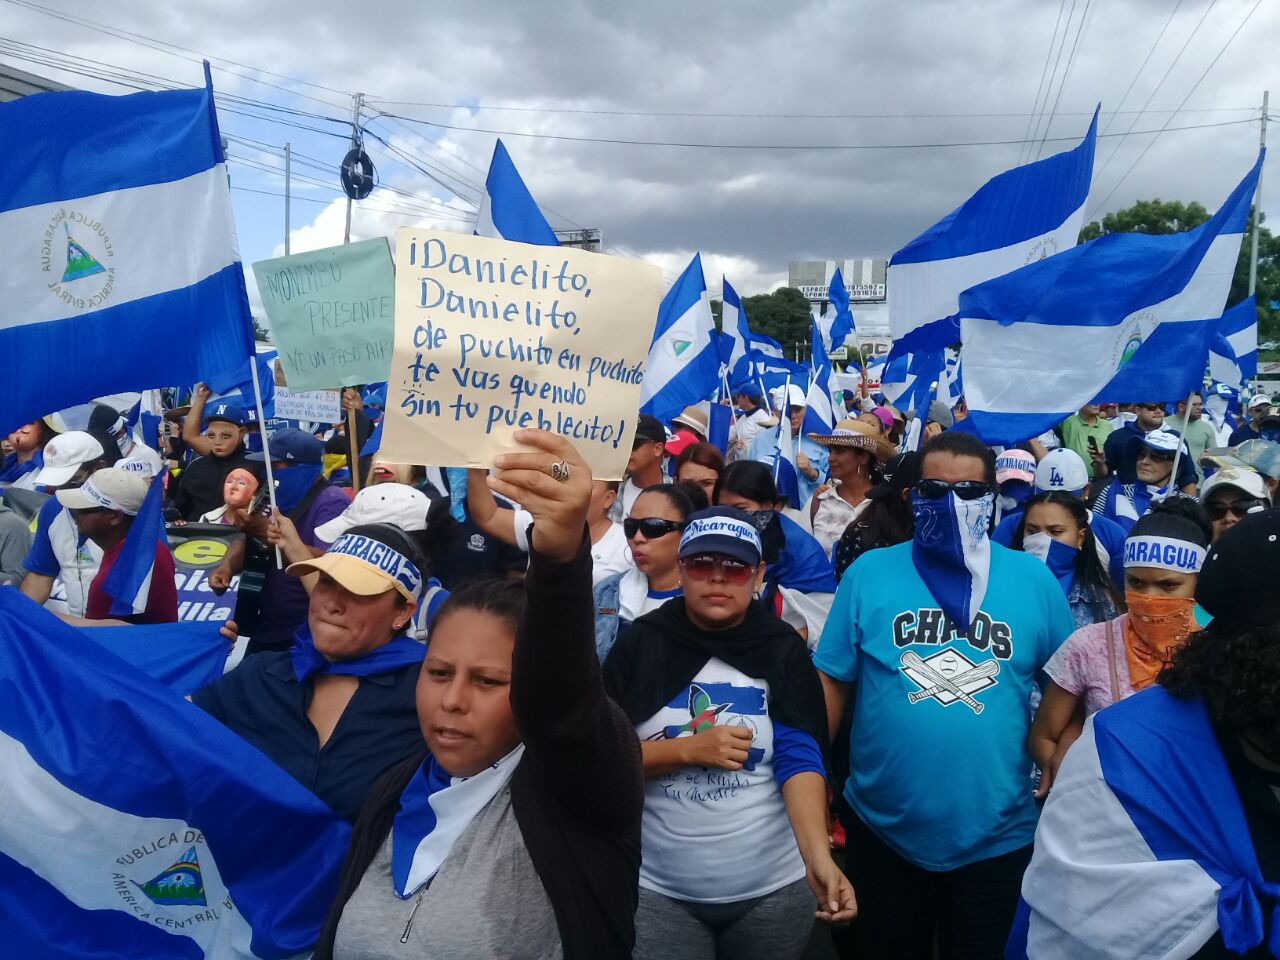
left=251, top=237, right=395, bottom=390
left=379, top=229, right=662, bottom=478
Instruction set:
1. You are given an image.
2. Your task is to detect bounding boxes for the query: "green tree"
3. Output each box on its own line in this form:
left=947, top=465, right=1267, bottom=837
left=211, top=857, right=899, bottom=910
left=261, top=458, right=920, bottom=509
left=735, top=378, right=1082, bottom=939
left=1079, top=200, right=1280, bottom=340
left=741, top=287, right=813, bottom=358
left=252, top=316, right=272, bottom=342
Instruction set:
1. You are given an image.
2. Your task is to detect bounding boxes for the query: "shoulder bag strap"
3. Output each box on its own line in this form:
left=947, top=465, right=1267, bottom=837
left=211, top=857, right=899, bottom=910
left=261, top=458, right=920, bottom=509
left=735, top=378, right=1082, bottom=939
left=1105, top=618, right=1121, bottom=704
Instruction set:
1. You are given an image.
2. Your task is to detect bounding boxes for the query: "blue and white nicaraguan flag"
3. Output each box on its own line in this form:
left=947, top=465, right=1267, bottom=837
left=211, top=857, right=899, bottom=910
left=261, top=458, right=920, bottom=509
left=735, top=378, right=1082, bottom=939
left=0, top=590, right=350, bottom=958
left=474, top=138, right=559, bottom=246
left=886, top=108, right=1098, bottom=357
left=720, top=277, right=752, bottom=380
left=1209, top=295, right=1258, bottom=390
left=961, top=152, right=1263, bottom=445
left=639, top=253, right=719, bottom=425
left=814, top=267, right=857, bottom=357
left=101, top=472, right=166, bottom=617
left=1010, top=687, right=1280, bottom=959
left=0, top=67, right=255, bottom=435
left=803, top=318, right=836, bottom=436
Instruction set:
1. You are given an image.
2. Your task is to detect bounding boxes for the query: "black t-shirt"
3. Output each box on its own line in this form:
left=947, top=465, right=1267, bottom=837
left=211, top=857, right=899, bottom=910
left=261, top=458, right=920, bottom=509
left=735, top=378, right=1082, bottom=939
left=430, top=515, right=526, bottom=589
left=172, top=450, right=255, bottom=521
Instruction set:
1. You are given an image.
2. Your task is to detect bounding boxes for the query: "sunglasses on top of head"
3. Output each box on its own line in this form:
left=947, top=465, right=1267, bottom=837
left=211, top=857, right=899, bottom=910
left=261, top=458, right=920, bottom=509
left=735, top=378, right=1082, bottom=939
left=623, top=517, right=687, bottom=540
left=914, top=479, right=991, bottom=501
left=679, top=554, right=756, bottom=584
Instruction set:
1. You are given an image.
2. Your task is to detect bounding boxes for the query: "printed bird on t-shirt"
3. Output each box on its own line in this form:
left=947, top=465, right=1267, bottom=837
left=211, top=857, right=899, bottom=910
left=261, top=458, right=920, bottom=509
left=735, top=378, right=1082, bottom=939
left=663, top=684, right=730, bottom=739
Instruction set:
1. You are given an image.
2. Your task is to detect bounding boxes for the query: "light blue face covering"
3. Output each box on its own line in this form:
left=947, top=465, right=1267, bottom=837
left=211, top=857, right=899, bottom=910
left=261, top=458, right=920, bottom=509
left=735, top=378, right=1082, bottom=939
left=911, top=491, right=994, bottom=629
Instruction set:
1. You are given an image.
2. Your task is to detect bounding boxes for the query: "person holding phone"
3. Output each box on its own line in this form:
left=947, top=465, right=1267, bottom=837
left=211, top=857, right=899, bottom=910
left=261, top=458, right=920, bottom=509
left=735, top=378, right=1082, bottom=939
left=1057, top=404, right=1113, bottom=482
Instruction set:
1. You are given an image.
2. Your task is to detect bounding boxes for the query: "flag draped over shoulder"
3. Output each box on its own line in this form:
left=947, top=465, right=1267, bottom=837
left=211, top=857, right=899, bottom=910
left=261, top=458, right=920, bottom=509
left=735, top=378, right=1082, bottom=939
left=962, top=152, right=1263, bottom=445
left=1209, top=296, right=1258, bottom=389
left=1010, top=687, right=1272, bottom=959
left=0, top=69, right=255, bottom=435
left=474, top=139, right=559, bottom=246
left=0, top=590, right=350, bottom=959
left=102, top=473, right=166, bottom=616
left=639, top=253, right=719, bottom=425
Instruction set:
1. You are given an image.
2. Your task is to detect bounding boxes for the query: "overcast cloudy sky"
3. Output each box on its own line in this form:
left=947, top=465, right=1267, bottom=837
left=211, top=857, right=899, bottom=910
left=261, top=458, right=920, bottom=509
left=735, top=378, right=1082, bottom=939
left=5, top=0, right=1277, bottom=303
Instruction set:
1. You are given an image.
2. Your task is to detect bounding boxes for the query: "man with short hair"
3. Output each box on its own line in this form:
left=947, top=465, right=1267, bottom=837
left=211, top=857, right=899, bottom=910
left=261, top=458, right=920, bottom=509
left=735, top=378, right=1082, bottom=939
left=727, top=382, right=776, bottom=460
left=1165, top=391, right=1217, bottom=483
left=1229, top=393, right=1272, bottom=444
left=816, top=431, right=1074, bottom=958
left=1103, top=401, right=1196, bottom=492
left=1057, top=403, right=1113, bottom=481
left=610, top=414, right=669, bottom=522
left=19, top=431, right=118, bottom=616
left=54, top=467, right=177, bottom=624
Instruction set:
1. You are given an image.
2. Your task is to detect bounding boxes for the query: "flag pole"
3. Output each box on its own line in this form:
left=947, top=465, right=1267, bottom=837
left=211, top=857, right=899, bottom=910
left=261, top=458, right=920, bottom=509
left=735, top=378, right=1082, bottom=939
left=246, top=354, right=284, bottom=568
left=1168, top=391, right=1196, bottom=497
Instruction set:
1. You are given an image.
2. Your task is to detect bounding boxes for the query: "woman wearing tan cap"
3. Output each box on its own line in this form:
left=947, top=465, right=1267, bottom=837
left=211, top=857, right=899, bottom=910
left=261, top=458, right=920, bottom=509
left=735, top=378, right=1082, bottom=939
left=807, top=420, right=895, bottom=560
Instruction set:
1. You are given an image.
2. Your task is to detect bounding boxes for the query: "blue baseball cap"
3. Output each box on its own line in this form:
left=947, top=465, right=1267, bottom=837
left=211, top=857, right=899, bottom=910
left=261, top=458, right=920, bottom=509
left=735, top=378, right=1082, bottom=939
left=730, top=380, right=763, bottom=402
left=678, top=506, right=763, bottom=566
left=202, top=400, right=247, bottom=428
left=248, top=427, right=323, bottom=465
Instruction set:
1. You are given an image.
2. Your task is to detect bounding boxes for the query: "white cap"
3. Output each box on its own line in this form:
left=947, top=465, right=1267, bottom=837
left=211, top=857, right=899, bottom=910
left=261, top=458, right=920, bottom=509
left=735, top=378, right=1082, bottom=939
left=55, top=467, right=147, bottom=515
left=117, top=443, right=164, bottom=478
left=1138, top=428, right=1184, bottom=455
left=995, top=449, right=1036, bottom=485
left=32, top=431, right=107, bottom=487
left=1200, top=466, right=1269, bottom=502
left=314, top=482, right=431, bottom=543
left=769, top=383, right=807, bottom=409
left=1249, top=393, right=1272, bottom=409
left=1035, top=448, right=1090, bottom=493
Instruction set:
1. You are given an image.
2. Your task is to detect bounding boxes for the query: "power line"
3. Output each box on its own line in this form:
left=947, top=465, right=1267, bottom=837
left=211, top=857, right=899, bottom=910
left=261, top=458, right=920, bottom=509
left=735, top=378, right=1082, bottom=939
left=373, top=111, right=1257, bottom=151
left=1019, top=0, right=1071, bottom=165
left=1087, top=0, right=1264, bottom=219
left=1099, top=0, right=1185, bottom=137
left=1034, top=0, right=1095, bottom=161
left=229, top=185, right=473, bottom=225
left=1091, top=0, right=1219, bottom=190
left=1025, top=0, right=1079, bottom=163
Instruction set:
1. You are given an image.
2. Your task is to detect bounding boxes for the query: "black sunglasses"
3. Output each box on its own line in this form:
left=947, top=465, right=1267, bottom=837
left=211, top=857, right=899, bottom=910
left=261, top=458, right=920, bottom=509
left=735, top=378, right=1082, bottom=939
left=1137, top=447, right=1175, bottom=462
left=624, top=517, right=687, bottom=540
left=1205, top=498, right=1267, bottom=521
left=914, top=479, right=992, bottom=501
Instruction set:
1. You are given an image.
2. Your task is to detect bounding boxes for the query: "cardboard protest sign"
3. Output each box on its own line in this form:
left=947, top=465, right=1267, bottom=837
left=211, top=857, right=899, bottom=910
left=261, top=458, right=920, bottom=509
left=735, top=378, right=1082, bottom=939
left=379, top=229, right=663, bottom=479
left=273, top=387, right=342, bottom=423
left=251, top=238, right=395, bottom=390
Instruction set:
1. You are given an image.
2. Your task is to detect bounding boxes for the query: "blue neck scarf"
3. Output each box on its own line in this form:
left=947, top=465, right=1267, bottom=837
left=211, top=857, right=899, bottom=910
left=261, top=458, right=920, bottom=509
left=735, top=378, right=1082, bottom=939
left=289, top=624, right=424, bottom=683
left=273, top=463, right=324, bottom=514
left=392, top=744, right=525, bottom=897
left=911, top=491, right=994, bottom=629
left=1023, top=532, right=1077, bottom=596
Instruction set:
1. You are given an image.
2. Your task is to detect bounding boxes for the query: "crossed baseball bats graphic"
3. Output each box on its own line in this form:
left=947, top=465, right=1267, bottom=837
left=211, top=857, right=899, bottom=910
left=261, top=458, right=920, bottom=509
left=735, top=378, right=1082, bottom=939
left=901, top=651, right=1001, bottom=713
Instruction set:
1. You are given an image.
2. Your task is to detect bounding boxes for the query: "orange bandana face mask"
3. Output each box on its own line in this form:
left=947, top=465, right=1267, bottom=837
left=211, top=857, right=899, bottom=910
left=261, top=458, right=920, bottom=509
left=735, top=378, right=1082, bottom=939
left=1124, top=591, right=1197, bottom=690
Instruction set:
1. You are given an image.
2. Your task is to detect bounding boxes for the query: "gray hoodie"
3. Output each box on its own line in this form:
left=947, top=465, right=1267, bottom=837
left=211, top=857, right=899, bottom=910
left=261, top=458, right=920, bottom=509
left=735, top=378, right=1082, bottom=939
left=0, top=502, right=32, bottom=586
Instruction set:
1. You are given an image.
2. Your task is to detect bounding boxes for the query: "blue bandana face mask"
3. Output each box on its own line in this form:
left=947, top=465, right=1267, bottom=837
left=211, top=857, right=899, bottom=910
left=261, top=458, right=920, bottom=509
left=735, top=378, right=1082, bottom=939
left=272, top=462, right=323, bottom=513
left=911, top=490, right=994, bottom=629
left=1023, top=531, right=1078, bottom=596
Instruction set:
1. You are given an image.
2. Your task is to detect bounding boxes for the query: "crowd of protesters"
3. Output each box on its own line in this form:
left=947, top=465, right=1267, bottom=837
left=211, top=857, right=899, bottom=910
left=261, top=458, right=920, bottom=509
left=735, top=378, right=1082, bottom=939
left=4, top=373, right=1280, bottom=959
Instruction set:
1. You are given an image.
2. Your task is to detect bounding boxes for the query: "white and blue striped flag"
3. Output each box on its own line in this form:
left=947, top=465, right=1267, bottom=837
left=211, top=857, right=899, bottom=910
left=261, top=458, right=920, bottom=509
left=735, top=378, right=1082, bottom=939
left=0, top=590, right=349, bottom=958
left=1011, top=687, right=1273, bottom=958
left=0, top=69, right=255, bottom=435
left=773, top=381, right=802, bottom=508
left=720, top=277, right=752, bottom=379
left=887, top=109, right=1098, bottom=357
left=1209, top=295, right=1258, bottom=389
left=640, top=253, right=719, bottom=425
left=101, top=471, right=166, bottom=617
left=814, top=267, right=856, bottom=356
left=803, top=317, right=836, bottom=436
left=474, top=139, right=559, bottom=246
left=962, top=153, right=1262, bottom=445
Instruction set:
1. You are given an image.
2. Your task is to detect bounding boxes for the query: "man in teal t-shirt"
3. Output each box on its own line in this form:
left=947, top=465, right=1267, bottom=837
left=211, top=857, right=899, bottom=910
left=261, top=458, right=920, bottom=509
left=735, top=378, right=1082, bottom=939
left=815, top=431, right=1074, bottom=960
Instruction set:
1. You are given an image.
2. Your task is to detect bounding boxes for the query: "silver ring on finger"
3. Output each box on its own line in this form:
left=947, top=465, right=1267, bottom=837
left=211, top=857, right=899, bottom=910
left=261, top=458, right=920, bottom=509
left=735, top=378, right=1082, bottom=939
left=550, top=459, right=572, bottom=483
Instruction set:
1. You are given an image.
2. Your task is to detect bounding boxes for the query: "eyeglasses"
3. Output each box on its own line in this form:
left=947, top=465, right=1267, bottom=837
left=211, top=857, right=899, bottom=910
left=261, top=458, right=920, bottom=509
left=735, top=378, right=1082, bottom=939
left=914, top=479, right=992, bottom=501
left=1136, top=403, right=1165, bottom=412
left=623, top=517, right=687, bottom=540
left=1204, top=498, right=1267, bottom=521
left=680, top=555, right=756, bottom=584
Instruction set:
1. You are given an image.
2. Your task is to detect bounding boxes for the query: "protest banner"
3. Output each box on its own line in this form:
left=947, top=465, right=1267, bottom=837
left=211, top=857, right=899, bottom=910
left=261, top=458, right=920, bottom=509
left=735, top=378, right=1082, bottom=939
left=379, top=229, right=663, bottom=479
left=273, top=386, right=342, bottom=423
left=251, top=237, right=396, bottom=391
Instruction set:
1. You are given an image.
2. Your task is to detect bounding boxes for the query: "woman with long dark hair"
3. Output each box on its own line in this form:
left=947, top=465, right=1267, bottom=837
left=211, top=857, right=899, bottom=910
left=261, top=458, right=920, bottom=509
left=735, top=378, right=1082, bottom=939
left=1011, top=491, right=1123, bottom=629
left=832, top=452, right=919, bottom=581
left=315, top=430, right=644, bottom=960
left=713, top=461, right=836, bottom=645
left=1027, top=497, right=1211, bottom=797
left=605, top=506, right=856, bottom=959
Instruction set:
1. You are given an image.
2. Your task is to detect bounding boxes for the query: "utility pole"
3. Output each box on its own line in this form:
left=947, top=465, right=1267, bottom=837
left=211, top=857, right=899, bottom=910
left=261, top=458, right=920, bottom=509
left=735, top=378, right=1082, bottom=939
left=1248, top=90, right=1269, bottom=297
left=344, top=92, right=364, bottom=245
left=284, top=142, right=291, bottom=255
